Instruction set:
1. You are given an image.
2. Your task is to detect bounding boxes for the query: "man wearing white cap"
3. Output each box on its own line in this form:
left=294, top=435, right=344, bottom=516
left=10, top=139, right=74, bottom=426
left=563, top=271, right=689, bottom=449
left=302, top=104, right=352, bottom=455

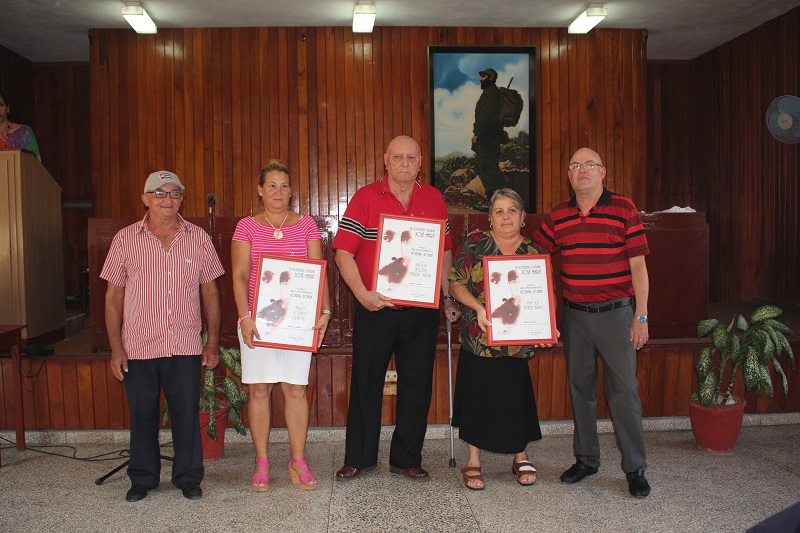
left=101, top=170, right=225, bottom=502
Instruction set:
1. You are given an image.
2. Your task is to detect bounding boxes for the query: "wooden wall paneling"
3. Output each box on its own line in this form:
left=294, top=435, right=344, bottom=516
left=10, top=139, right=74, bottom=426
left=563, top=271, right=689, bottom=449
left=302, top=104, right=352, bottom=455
left=77, top=360, right=95, bottom=429
left=91, top=358, right=110, bottom=428
left=296, top=29, right=311, bottom=216
left=555, top=29, right=569, bottom=203
left=228, top=29, right=244, bottom=215
left=61, top=359, right=81, bottom=428
left=0, top=360, right=8, bottom=427
left=535, top=350, right=554, bottom=421
left=44, top=357, right=65, bottom=429
left=343, top=30, right=358, bottom=197
left=241, top=28, right=255, bottom=212
left=25, top=358, right=45, bottom=430
left=314, top=354, right=332, bottom=427
left=332, top=353, right=350, bottom=427
left=332, top=29, right=347, bottom=213
left=361, top=33, right=376, bottom=189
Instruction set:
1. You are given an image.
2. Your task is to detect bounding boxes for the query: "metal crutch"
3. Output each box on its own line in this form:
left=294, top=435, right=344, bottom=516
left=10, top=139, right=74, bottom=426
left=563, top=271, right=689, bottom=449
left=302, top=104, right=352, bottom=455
left=446, top=314, right=457, bottom=467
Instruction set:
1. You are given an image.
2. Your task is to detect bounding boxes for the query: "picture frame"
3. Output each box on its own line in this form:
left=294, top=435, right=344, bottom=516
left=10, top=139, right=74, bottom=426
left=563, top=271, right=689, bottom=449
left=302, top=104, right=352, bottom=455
left=429, top=45, right=536, bottom=213
left=250, top=254, right=327, bottom=352
left=483, top=254, right=557, bottom=346
left=372, top=214, right=446, bottom=309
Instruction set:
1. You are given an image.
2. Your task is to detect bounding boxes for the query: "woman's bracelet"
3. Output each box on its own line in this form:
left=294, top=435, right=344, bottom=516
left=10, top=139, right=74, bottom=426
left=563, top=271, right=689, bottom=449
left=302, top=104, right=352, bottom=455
left=321, top=309, right=332, bottom=317
left=237, top=315, right=251, bottom=328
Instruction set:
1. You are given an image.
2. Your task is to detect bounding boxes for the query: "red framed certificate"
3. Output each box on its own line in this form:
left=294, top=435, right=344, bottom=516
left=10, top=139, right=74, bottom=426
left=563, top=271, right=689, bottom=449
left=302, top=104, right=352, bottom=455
left=483, top=254, right=558, bottom=346
left=250, top=254, right=327, bottom=352
left=371, top=214, right=446, bottom=309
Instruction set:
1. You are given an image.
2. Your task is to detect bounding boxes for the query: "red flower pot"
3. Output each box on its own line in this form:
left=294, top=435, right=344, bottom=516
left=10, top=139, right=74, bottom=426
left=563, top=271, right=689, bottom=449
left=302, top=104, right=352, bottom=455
left=688, top=395, right=746, bottom=452
left=199, top=406, right=229, bottom=461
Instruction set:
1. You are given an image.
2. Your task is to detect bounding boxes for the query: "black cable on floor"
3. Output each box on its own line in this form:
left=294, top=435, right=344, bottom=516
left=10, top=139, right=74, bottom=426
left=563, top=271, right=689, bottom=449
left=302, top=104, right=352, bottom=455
left=0, top=434, right=174, bottom=462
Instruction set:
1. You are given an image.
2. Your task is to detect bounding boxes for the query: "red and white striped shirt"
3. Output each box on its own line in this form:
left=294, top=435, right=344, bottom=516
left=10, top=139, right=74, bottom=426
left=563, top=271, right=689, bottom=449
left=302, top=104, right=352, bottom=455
left=100, top=213, right=225, bottom=360
left=232, top=214, right=321, bottom=309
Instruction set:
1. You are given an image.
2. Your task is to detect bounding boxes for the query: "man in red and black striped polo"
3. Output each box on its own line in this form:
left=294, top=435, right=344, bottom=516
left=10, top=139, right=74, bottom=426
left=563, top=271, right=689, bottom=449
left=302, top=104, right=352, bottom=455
left=101, top=170, right=224, bottom=503
left=533, top=148, right=651, bottom=499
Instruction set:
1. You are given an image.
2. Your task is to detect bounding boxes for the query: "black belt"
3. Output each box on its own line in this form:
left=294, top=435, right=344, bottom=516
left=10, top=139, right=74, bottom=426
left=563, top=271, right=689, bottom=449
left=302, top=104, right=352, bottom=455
left=564, top=297, right=632, bottom=313
left=386, top=306, right=412, bottom=312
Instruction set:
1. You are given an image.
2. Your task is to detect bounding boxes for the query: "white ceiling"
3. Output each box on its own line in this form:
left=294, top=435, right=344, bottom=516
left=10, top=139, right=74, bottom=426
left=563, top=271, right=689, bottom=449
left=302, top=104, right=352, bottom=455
left=1, top=0, right=798, bottom=63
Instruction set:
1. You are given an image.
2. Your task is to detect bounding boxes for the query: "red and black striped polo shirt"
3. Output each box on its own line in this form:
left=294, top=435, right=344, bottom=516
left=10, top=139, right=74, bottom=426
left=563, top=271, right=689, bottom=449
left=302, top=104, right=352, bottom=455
left=533, top=188, right=649, bottom=303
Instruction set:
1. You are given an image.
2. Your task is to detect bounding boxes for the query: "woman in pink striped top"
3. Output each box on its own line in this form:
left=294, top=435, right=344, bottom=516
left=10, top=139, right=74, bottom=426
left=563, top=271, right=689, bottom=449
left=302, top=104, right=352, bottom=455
left=232, top=159, right=331, bottom=492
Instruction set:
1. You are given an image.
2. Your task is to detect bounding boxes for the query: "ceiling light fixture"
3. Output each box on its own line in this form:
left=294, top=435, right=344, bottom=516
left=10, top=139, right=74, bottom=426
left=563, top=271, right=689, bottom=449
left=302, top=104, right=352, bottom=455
left=122, top=2, right=157, bottom=34
left=568, top=3, right=607, bottom=34
left=353, top=1, right=376, bottom=33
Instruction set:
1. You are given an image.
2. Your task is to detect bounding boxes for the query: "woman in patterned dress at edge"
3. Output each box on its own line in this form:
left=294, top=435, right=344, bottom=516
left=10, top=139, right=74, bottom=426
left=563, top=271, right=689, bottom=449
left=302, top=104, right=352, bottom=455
left=0, top=90, right=41, bottom=161
left=232, top=159, right=331, bottom=491
left=448, top=188, right=555, bottom=490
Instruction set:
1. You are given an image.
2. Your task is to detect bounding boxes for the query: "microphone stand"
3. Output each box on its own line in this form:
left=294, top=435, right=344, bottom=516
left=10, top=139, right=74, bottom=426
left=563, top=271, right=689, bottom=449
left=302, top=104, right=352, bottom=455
left=207, top=193, right=216, bottom=239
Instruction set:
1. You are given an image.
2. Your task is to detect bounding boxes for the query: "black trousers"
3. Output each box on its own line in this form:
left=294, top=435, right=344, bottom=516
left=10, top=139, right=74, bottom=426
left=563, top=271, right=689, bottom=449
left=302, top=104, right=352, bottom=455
left=124, top=355, right=204, bottom=488
left=344, top=303, right=440, bottom=470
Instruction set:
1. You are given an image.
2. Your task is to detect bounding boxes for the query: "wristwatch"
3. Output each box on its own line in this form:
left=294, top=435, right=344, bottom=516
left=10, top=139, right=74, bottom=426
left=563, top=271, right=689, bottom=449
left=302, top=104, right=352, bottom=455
left=635, top=314, right=648, bottom=323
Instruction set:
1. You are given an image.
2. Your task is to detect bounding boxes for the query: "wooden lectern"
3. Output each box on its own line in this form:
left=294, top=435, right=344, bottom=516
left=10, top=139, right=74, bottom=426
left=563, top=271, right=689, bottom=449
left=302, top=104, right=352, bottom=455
left=0, top=149, right=66, bottom=339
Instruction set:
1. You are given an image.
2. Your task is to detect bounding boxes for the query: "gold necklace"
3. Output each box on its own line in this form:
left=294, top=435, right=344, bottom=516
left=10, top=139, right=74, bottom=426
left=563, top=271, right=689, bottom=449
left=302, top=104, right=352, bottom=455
left=264, top=211, right=289, bottom=239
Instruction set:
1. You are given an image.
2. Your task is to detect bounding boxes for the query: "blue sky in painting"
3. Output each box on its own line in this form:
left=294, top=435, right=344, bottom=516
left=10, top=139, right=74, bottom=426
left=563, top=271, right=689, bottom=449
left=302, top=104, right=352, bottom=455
left=432, top=52, right=530, bottom=158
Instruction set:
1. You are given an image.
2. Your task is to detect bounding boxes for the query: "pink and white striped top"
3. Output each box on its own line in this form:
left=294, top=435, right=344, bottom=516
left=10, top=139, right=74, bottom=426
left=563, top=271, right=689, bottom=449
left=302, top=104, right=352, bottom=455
left=100, top=214, right=225, bottom=360
left=232, top=214, right=321, bottom=308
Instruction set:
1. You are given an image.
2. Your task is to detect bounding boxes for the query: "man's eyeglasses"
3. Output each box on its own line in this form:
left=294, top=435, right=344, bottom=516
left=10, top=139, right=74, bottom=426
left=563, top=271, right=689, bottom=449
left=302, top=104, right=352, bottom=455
left=148, top=189, right=184, bottom=199
left=568, top=161, right=602, bottom=171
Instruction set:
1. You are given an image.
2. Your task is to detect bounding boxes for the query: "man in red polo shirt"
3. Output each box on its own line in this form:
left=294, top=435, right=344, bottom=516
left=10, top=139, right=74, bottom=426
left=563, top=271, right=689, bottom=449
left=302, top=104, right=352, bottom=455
left=333, top=135, right=461, bottom=481
left=101, top=170, right=224, bottom=502
left=533, top=148, right=651, bottom=498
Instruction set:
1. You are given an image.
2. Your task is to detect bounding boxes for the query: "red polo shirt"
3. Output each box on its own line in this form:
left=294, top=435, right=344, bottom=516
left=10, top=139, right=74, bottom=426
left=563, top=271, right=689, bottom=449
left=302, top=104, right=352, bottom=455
left=533, top=188, right=649, bottom=303
left=333, top=176, right=452, bottom=290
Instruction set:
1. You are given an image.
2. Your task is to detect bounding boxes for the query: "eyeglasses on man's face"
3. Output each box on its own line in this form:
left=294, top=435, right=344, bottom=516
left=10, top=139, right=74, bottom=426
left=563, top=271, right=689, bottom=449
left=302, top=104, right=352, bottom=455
left=568, top=161, right=602, bottom=171
left=148, top=189, right=184, bottom=199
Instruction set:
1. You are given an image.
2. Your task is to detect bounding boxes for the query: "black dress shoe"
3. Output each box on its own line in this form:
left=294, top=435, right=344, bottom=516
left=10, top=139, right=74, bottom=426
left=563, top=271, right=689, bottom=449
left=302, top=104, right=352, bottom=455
left=335, top=464, right=376, bottom=481
left=125, top=485, right=149, bottom=502
left=179, top=482, right=203, bottom=500
left=626, top=468, right=651, bottom=498
left=560, top=461, right=599, bottom=484
left=389, top=465, right=430, bottom=481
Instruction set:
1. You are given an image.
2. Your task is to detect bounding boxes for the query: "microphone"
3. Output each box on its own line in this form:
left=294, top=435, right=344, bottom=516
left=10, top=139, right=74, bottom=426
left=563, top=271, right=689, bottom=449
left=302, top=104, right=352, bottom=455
left=207, top=193, right=216, bottom=207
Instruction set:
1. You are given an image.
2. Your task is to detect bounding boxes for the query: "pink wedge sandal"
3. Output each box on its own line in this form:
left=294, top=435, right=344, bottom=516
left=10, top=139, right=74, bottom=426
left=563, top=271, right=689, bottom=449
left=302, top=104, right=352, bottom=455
left=288, top=457, right=318, bottom=490
left=251, top=458, right=270, bottom=492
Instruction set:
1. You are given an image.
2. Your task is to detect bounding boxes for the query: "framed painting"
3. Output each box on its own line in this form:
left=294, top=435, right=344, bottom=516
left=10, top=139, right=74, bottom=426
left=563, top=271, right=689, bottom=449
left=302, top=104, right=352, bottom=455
left=429, top=46, right=536, bottom=213
left=371, top=214, right=446, bottom=309
left=250, top=254, right=327, bottom=352
left=483, top=254, right=557, bottom=346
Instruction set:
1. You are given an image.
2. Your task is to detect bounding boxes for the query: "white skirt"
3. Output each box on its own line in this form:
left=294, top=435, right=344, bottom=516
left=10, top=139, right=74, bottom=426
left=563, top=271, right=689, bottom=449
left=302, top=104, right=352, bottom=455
left=238, top=329, right=312, bottom=385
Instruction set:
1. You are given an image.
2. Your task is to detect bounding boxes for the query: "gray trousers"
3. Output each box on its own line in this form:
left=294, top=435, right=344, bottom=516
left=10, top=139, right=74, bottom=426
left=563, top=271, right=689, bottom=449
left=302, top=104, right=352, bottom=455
left=562, top=300, right=647, bottom=474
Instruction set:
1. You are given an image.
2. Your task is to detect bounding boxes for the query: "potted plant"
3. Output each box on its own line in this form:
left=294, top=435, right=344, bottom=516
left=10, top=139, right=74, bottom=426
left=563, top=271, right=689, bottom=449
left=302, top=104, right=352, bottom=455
left=690, top=304, right=794, bottom=451
left=162, top=335, right=248, bottom=460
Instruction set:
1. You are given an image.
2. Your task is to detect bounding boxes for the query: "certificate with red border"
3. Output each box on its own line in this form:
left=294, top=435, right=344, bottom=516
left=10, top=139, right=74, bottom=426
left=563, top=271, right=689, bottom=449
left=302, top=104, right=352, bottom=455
left=250, top=254, right=327, bottom=352
left=483, top=254, right=557, bottom=346
left=371, top=214, right=446, bottom=309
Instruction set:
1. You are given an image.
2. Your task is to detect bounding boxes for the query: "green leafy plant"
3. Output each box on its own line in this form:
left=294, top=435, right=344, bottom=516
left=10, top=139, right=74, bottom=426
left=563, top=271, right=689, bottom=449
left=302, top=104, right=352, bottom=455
left=694, top=305, right=794, bottom=407
left=161, top=334, right=248, bottom=440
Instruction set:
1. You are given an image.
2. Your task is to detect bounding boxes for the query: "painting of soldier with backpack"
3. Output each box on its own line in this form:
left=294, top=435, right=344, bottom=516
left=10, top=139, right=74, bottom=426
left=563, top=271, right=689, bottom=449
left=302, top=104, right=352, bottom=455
left=430, top=48, right=535, bottom=213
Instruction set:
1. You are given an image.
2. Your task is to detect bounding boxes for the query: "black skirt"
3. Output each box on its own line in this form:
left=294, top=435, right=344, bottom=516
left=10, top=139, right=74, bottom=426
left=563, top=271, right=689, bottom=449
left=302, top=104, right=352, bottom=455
left=451, top=347, right=542, bottom=454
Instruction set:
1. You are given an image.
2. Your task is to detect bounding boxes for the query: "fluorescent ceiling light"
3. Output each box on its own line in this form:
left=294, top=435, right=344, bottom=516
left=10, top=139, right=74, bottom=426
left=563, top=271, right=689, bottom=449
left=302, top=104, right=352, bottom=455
left=568, top=3, right=607, bottom=34
left=122, top=2, right=157, bottom=34
left=353, top=1, right=376, bottom=33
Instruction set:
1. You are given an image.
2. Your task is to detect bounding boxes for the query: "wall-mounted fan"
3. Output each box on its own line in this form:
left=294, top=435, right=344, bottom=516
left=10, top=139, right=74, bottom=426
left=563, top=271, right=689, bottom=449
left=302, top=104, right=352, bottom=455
left=765, top=95, right=800, bottom=144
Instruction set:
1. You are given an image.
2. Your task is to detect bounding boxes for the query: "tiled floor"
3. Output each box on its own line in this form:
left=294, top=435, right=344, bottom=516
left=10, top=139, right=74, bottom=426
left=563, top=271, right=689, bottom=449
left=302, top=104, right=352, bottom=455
left=1, top=420, right=799, bottom=532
